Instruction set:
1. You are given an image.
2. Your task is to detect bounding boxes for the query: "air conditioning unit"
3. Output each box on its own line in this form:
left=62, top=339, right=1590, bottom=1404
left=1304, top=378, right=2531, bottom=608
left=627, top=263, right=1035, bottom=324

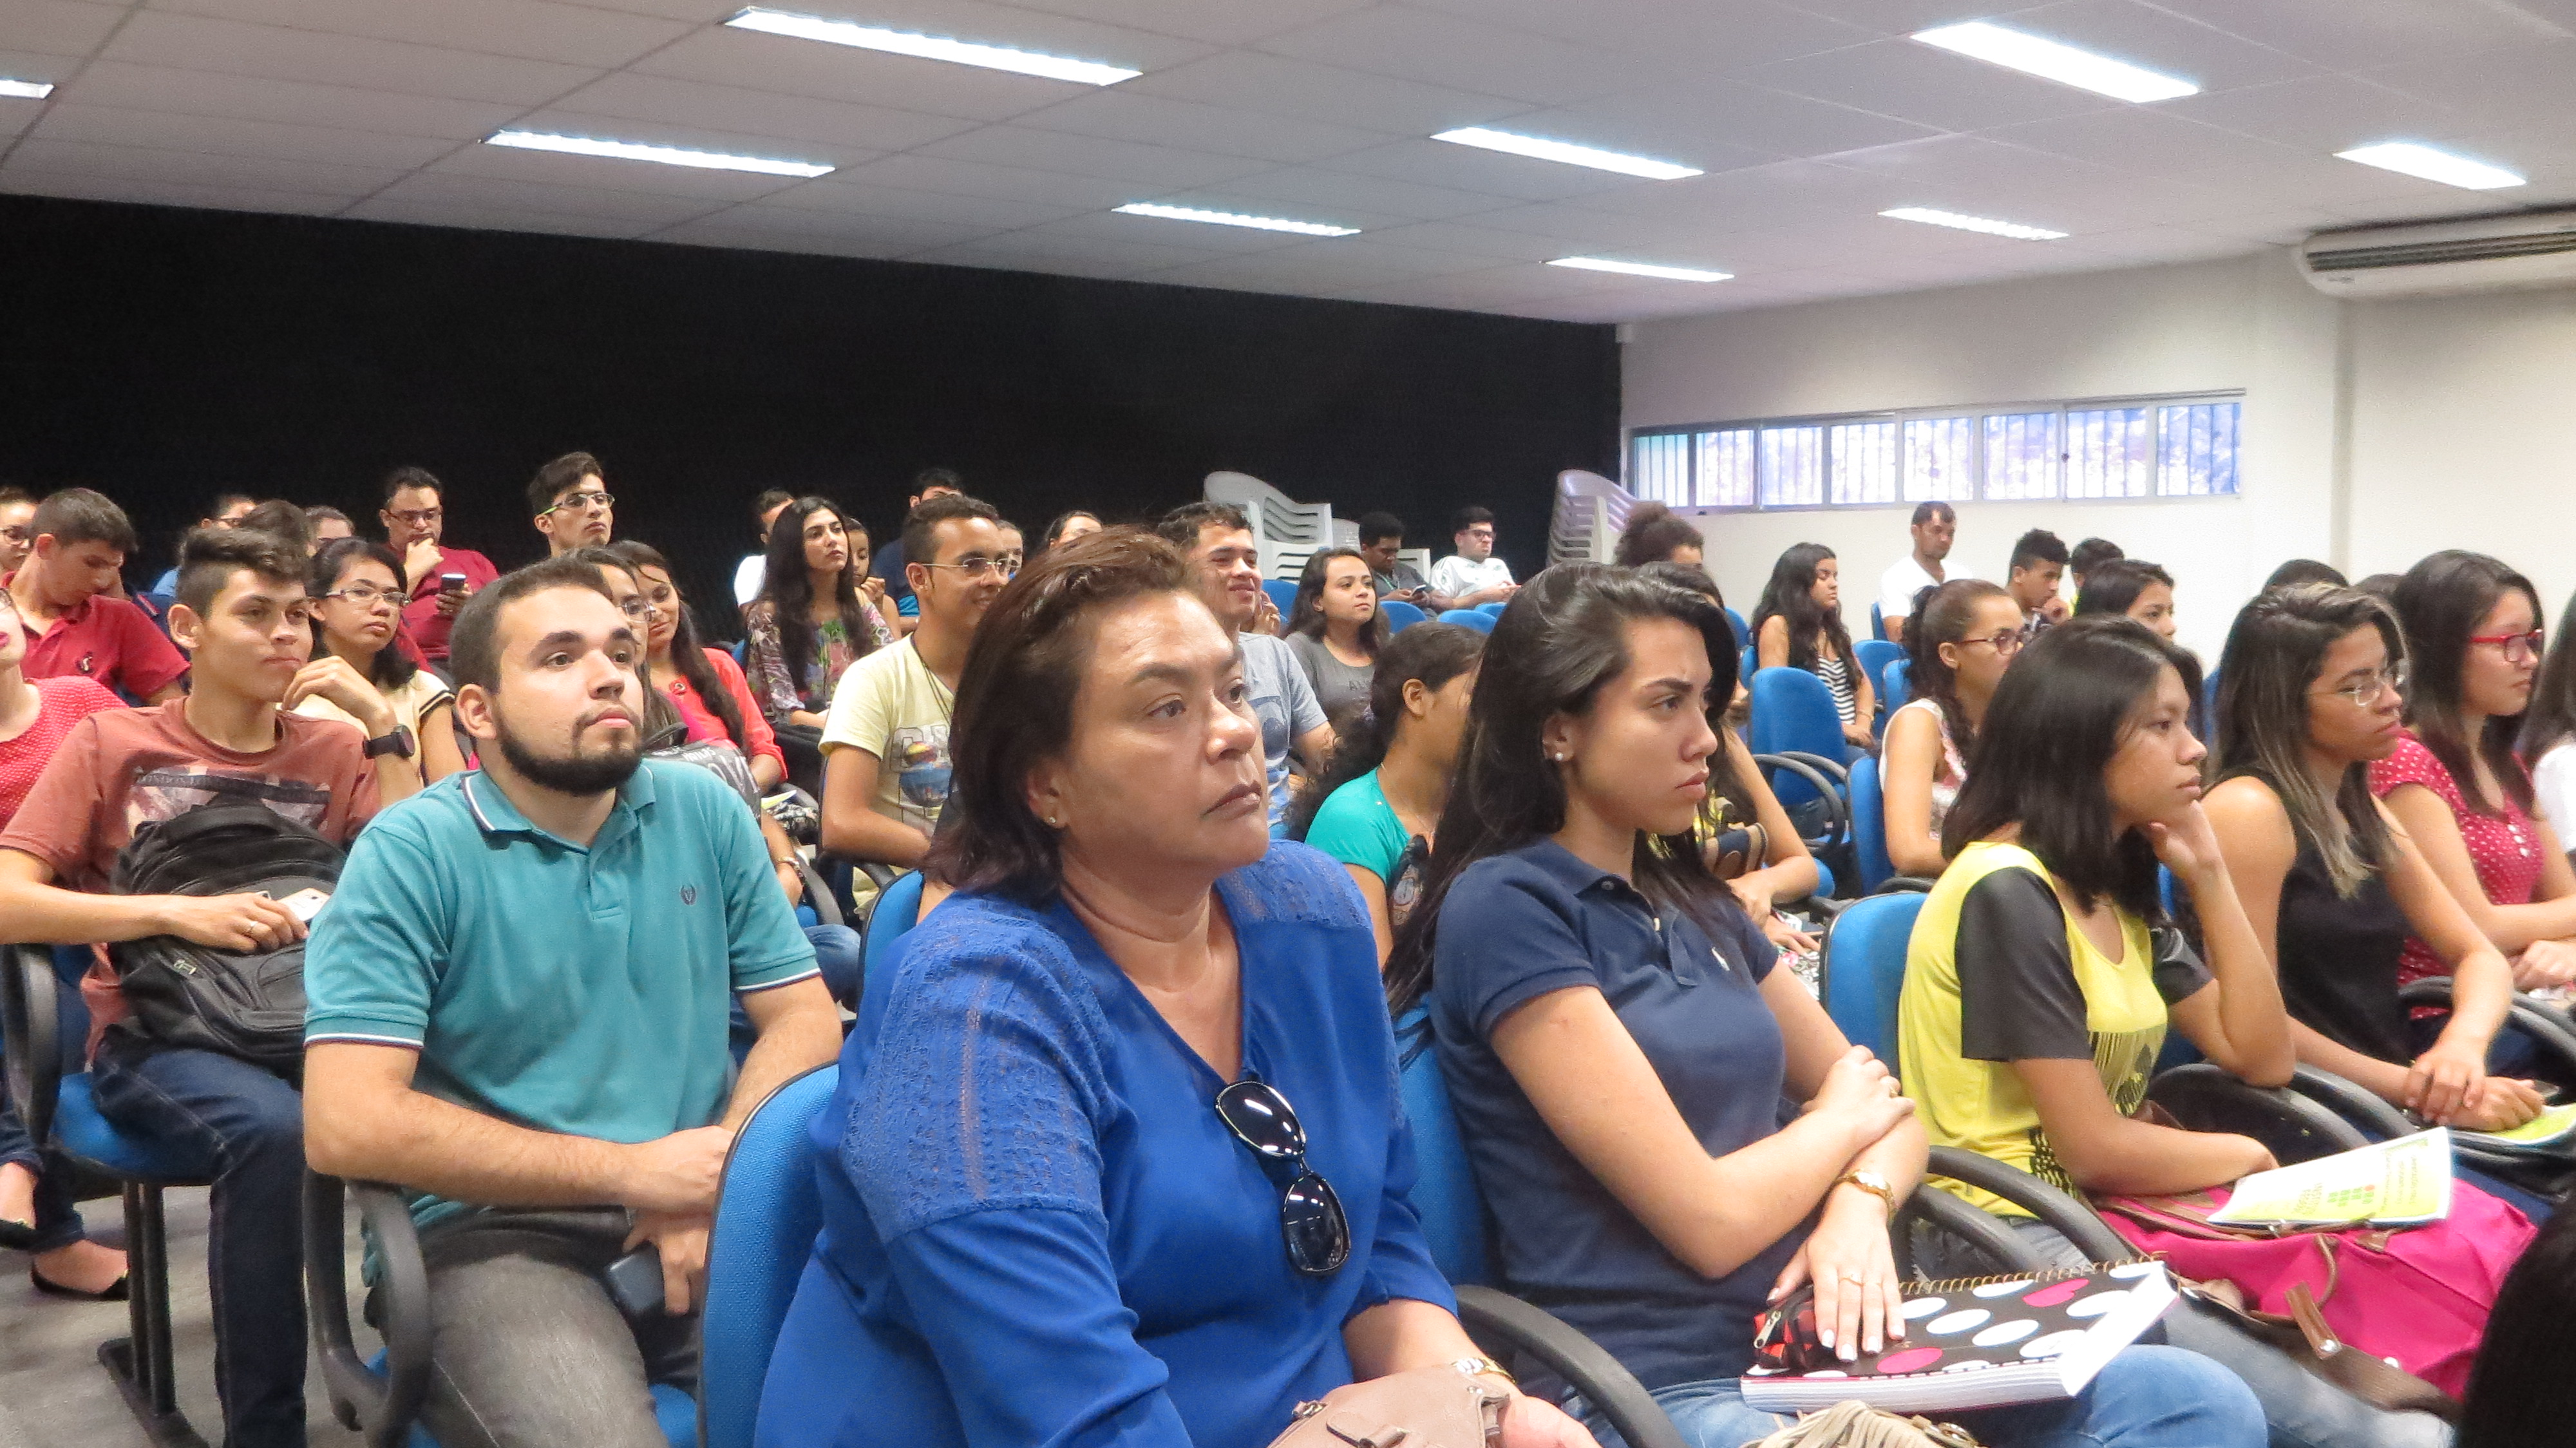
left=2298, top=209, right=2576, bottom=298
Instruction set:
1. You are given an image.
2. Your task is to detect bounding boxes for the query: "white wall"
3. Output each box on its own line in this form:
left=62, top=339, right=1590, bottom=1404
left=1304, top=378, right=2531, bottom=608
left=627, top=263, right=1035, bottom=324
left=1625, top=247, right=2576, bottom=664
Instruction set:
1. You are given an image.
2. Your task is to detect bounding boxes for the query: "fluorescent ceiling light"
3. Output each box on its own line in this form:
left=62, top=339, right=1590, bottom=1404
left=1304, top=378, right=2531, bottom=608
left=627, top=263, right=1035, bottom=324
left=1880, top=207, right=2067, bottom=241
left=1913, top=21, right=2197, bottom=104
left=1113, top=202, right=1357, bottom=236
left=1548, top=256, right=1730, bottom=283
left=2335, top=142, right=2524, bottom=191
left=726, top=8, right=1139, bottom=86
left=486, top=129, right=832, bottom=178
left=1432, top=126, right=1700, bottom=180
left=0, top=79, right=55, bottom=99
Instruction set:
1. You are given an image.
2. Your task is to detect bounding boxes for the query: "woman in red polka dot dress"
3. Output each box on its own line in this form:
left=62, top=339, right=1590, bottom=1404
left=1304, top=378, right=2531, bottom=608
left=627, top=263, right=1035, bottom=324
left=2376, top=553, right=2576, bottom=1056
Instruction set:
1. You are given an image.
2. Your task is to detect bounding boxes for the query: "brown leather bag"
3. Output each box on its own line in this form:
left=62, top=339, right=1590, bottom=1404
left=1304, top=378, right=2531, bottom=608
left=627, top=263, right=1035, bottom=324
left=1265, top=1366, right=1509, bottom=1448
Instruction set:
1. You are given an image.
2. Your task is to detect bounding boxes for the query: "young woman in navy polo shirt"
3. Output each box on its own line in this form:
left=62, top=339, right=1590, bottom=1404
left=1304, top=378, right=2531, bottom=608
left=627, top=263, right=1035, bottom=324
left=1389, top=565, right=2261, bottom=1448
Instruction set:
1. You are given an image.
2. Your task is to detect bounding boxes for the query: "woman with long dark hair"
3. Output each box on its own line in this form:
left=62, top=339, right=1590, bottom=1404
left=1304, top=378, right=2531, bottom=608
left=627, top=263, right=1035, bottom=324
left=610, top=541, right=786, bottom=793
left=297, top=538, right=466, bottom=785
left=1752, top=542, right=1873, bottom=749
left=1905, top=616, right=2447, bottom=1448
left=1882, top=578, right=2019, bottom=877
left=2376, top=552, right=2576, bottom=989
left=1289, top=622, right=1482, bottom=964
left=1041, top=510, right=1103, bottom=551
left=759, top=528, right=1591, bottom=1448
left=2522, top=589, right=2576, bottom=860
left=1390, top=569, right=2258, bottom=1448
left=744, top=497, right=891, bottom=729
left=2202, top=584, right=2541, bottom=1128
left=1284, top=546, right=1388, bottom=720
left=2074, top=559, right=2179, bottom=640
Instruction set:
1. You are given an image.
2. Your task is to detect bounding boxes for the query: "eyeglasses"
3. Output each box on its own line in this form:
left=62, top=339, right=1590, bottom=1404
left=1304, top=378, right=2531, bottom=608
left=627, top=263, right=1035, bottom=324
left=1213, top=1078, right=1348, bottom=1277
left=1962, top=631, right=2024, bottom=656
left=385, top=508, right=443, bottom=526
left=612, top=596, right=651, bottom=622
left=2314, top=662, right=2409, bottom=707
left=544, top=491, right=616, bottom=516
left=319, top=585, right=401, bottom=607
left=923, top=555, right=1017, bottom=581
left=2469, top=629, right=2546, bottom=664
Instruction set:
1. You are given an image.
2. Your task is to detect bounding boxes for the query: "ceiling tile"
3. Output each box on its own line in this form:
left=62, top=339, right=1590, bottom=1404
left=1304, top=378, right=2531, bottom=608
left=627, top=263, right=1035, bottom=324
left=650, top=204, right=990, bottom=253
left=2364, top=39, right=2576, bottom=135
left=150, top=0, right=690, bottom=68
left=1032, top=206, right=1315, bottom=251
left=1733, top=37, right=2125, bottom=130
left=1399, top=0, right=1877, bottom=69
left=343, top=194, right=662, bottom=237
left=755, top=174, right=1082, bottom=228
left=101, top=10, right=601, bottom=105
left=0, top=47, right=82, bottom=88
left=370, top=167, right=741, bottom=223
left=830, top=151, right=1144, bottom=207
left=1254, top=6, right=1659, bottom=106
left=0, top=99, right=39, bottom=140
left=634, top=27, right=1103, bottom=122
left=1985, top=108, right=2310, bottom=176
left=2151, top=0, right=2569, bottom=73
left=3, top=135, right=402, bottom=196
left=55, top=59, right=527, bottom=140
left=750, top=0, right=1211, bottom=71
left=1002, top=0, right=1376, bottom=48
left=1313, top=138, right=1647, bottom=203
left=912, top=124, right=1276, bottom=187
left=0, top=1, right=128, bottom=61
left=2160, top=75, right=2473, bottom=153
left=30, top=101, right=461, bottom=169
left=1012, top=90, right=1392, bottom=164
left=1998, top=0, right=2323, bottom=93
left=1126, top=50, right=1530, bottom=135
left=1128, top=185, right=1416, bottom=233
left=1350, top=218, right=1589, bottom=261
left=1776, top=0, right=2053, bottom=34
left=549, top=71, right=980, bottom=153
left=1453, top=200, right=1739, bottom=253
left=1185, top=165, right=1513, bottom=221
left=1568, top=157, right=1898, bottom=229
left=1517, top=81, right=1938, bottom=167
left=0, top=166, right=353, bottom=215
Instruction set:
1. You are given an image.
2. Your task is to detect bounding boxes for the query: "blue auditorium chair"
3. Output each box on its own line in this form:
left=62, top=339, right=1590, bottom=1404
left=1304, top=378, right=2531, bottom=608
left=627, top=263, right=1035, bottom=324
left=1378, top=598, right=1427, bottom=632
left=699, top=1064, right=840, bottom=1448
left=1262, top=578, right=1297, bottom=620
left=1437, top=608, right=1495, bottom=634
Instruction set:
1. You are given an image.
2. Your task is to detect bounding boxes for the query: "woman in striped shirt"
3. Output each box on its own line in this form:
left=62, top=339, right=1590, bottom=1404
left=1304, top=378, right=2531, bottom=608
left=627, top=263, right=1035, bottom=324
left=1754, top=542, right=1875, bottom=751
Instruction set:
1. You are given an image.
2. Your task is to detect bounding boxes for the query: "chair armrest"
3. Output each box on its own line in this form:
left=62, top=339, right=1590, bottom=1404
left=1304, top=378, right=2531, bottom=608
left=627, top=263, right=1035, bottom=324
left=2397, top=978, right=2576, bottom=1078
left=303, top=1172, right=434, bottom=1448
left=796, top=860, right=842, bottom=930
left=1752, top=754, right=1850, bottom=852
left=2148, top=1063, right=2367, bottom=1165
left=1895, top=1183, right=2052, bottom=1279
left=2, top=944, right=62, bottom=1147
left=2284, top=1065, right=2415, bottom=1139
left=1921, top=1147, right=2132, bottom=1263
left=1454, top=1285, right=1685, bottom=1448
left=1772, top=751, right=1851, bottom=788
left=1870, top=877, right=1937, bottom=896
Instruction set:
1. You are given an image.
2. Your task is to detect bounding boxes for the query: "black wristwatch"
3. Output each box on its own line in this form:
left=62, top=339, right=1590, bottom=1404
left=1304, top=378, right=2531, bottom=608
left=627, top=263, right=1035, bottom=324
left=363, top=725, right=417, bottom=760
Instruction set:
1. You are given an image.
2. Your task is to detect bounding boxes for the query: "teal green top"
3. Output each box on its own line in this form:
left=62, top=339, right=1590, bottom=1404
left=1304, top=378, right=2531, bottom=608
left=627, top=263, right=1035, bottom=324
left=304, top=761, right=819, bottom=1228
left=1306, top=771, right=1431, bottom=928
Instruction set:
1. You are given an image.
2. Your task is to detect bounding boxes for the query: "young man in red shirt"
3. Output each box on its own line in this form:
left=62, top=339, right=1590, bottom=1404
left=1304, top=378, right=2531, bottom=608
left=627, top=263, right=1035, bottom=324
left=380, top=466, right=498, bottom=664
left=0, top=526, right=420, bottom=1448
left=6, top=489, right=188, bottom=703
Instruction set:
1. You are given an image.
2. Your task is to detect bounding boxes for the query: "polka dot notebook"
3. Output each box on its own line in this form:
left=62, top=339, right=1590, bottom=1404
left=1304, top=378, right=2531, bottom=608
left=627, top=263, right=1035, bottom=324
left=1741, top=1260, right=2176, bottom=1413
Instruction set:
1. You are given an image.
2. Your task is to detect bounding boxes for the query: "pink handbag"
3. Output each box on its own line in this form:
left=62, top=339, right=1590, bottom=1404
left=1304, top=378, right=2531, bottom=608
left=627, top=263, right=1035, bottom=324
left=2096, top=1179, right=2534, bottom=1401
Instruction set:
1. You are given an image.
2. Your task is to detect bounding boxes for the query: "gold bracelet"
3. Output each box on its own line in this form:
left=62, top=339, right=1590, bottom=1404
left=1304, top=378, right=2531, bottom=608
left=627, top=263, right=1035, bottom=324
left=1451, top=1355, right=1515, bottom=1388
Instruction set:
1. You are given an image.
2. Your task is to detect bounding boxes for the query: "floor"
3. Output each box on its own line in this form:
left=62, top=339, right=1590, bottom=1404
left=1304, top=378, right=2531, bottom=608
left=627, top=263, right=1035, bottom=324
left=0, top=1186, right=365, bottom=1446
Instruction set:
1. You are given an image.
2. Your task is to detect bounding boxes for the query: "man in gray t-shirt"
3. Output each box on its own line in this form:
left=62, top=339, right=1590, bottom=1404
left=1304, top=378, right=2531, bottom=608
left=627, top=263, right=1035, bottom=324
left=1159, top=502, right=1335, bottom=827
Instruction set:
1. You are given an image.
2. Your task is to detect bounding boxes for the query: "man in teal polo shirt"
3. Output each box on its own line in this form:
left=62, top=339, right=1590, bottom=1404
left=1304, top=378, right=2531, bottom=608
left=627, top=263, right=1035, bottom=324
left=303, top=557, right=841, bottom=1448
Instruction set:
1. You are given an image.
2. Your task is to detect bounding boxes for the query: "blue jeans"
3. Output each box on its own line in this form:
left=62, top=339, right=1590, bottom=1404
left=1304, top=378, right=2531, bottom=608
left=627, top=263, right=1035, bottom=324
left=730, top=926, right=860, bottom=1060
left=1575, top=1347, right=2264, bottom=1448
left=90, top=1033, right=306, bottom=1448
left=0, top=1083, right=86, bottom=1253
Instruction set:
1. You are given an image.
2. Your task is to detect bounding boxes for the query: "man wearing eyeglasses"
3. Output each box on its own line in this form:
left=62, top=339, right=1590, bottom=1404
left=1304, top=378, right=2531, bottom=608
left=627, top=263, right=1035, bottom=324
left=820, top=493, right=1008, bottom=873
left=0, top=488, right=37, bottom=578
left=381, top=466, right=498, bottom=665
left=529, top=452, right=616, bottom=558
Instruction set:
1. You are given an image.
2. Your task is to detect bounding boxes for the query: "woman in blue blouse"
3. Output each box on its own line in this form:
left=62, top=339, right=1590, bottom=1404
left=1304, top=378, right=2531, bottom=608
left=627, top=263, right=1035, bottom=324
left=1388, top=565, right=2263, bottom=1448
left=757, top=529, right=1591, bottom=1448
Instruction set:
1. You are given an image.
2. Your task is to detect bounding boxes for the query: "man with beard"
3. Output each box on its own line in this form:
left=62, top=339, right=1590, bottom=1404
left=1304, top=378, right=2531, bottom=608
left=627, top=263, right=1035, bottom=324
left=301, top=557, right=840, bottom=1448
left=0, top=524, right=410, bottom=1447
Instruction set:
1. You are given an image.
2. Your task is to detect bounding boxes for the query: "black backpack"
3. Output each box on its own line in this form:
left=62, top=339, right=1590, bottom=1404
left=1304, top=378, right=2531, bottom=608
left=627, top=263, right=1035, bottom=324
left=108, top=802, right=346, bottom=1078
